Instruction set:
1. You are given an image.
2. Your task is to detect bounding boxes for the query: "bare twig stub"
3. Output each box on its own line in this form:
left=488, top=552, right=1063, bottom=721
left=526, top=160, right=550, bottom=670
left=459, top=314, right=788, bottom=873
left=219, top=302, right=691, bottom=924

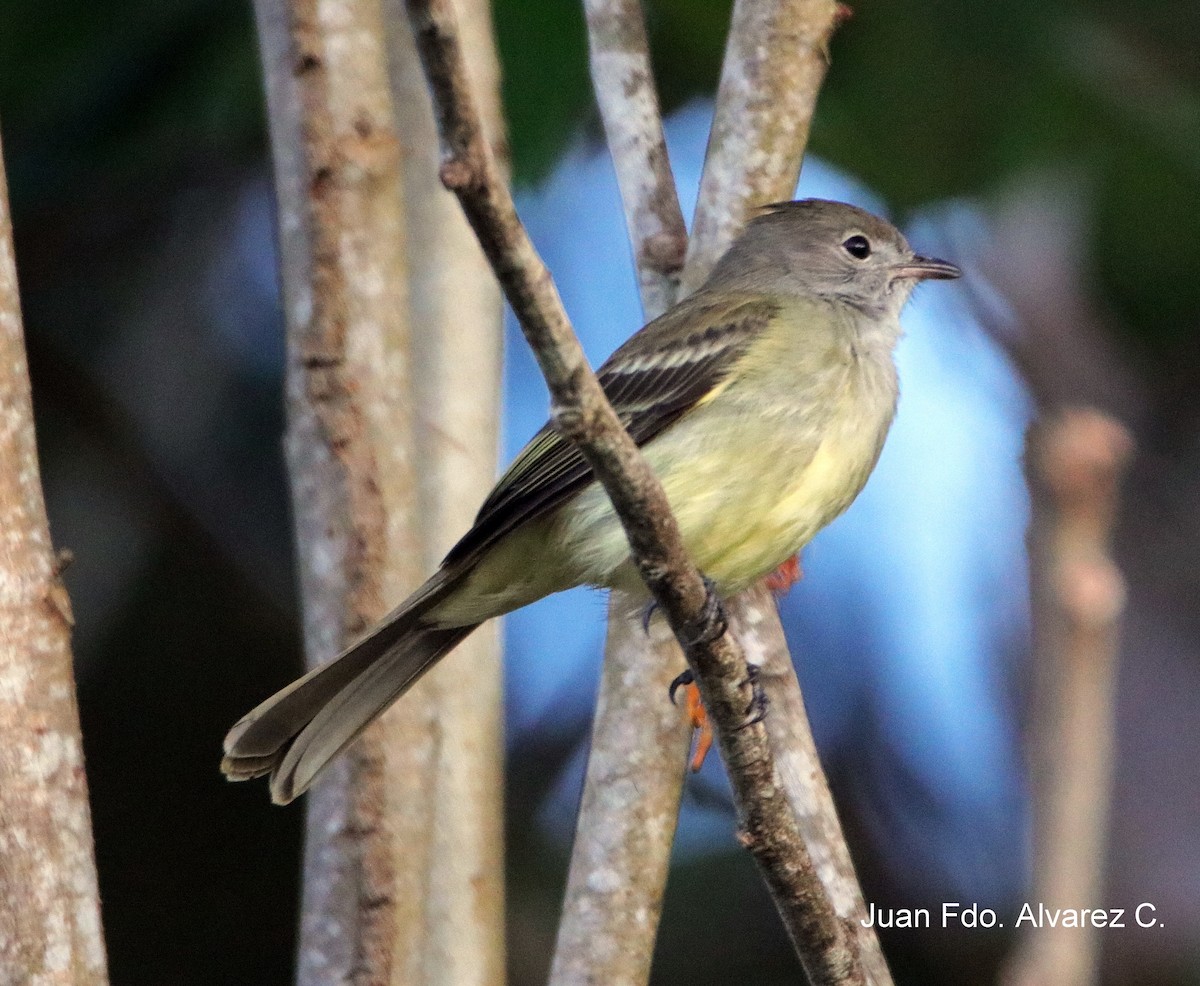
left=0, top=135, right=110, bottom=985
left=385, top=0, right=507, bottom=981
left=1003, top=408, right=1132, bottom=986
left=253, top=0, right=432, bottom=981
left=405, top=0, right=868, bottom=981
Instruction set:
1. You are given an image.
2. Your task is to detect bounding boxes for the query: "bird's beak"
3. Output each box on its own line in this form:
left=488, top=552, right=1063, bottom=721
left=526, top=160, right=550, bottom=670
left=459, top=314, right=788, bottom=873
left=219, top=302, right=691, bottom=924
left=892, top=255, right=961, bottom=280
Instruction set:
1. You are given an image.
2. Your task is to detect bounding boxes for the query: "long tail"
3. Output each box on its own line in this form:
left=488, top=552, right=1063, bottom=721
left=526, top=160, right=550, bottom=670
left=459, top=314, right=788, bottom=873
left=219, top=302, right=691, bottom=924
left=222, top=578, right=477, bottom=804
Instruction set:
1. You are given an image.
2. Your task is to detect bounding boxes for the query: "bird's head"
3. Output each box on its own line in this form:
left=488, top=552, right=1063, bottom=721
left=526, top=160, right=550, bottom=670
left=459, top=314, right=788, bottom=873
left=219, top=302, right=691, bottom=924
left=707, top=198, right=960, bottom=318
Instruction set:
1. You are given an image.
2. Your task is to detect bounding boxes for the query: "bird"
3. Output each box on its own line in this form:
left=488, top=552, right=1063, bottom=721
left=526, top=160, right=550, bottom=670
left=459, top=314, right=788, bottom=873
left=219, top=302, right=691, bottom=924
left=221, top=198, right=960, bottom=803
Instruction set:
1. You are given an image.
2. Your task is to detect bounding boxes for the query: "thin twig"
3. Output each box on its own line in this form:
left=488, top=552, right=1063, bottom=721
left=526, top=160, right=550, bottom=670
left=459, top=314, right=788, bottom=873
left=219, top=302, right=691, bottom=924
left=0, top=132, right=110, bottom=985
left=548, top=2, right=691, bottom=981
left=1003, top=408, right=1132, bottom=986
left=405, top=1, right=867, bottom=981
left=253, top=0, right=434, bottom=981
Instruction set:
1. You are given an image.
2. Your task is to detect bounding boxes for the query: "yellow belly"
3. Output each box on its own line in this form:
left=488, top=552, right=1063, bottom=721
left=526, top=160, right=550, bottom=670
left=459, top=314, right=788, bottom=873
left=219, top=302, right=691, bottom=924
left=432, top=302, right=899, bottom=626
left=552, top=385, right=890, bottom=594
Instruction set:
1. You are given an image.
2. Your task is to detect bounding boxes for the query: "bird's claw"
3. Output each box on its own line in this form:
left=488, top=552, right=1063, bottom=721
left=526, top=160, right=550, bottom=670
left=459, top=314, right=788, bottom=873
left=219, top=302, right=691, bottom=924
left=685, top=576, right=727, bottom=648
left=668, top=668, right=693, bottom=706
left=641, top=599, right=659, bottom=635
left=668, top=671, right=712, bottom=772
left=736, top=663, right=768, bottom=730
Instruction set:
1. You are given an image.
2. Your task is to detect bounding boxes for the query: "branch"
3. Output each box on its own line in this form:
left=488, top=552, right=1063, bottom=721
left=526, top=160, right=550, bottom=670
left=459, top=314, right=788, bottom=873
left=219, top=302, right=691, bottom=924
left=1003, top=408, right=1132, bottom=986
left=584, top=0, right=688, bottom=319
left=548, top=3, right=691, bottom=981
left=385, top=0, right=507, bottom=979
left=252, top=0, right=434, bottom=981
left=681, top=0, right=842, bottom=296
left=548, top=599, right=693, bottom=985
left=0, top=133, right=109, bottom=985
left=405, top=1, right=868, bottom=981
left=729, top=585, right=892, bottom=983
left=681, top=0, right=891, bottom=980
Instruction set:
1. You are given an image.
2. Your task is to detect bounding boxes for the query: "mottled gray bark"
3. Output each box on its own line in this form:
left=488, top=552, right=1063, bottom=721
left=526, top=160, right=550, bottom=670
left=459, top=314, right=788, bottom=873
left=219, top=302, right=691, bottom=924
left=385, top=1, right=507, bottom=982
left=681, top=0, right=841, bottom=296
left=549, top=3, right=691, bottom=982
left=0, top=133, right=110, bottom=986
left=549, top=599, right=692, bottom=986
left=252, top=0, right=432, bottom=982
left=730, top=585, right=893, bottom=984
left=680, top=2, right=890, bottom=981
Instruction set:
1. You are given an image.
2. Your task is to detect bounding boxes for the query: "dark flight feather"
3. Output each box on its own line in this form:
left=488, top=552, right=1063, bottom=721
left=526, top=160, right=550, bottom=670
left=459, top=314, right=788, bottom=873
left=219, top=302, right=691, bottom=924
left=443, top=294, right=778, bottom=567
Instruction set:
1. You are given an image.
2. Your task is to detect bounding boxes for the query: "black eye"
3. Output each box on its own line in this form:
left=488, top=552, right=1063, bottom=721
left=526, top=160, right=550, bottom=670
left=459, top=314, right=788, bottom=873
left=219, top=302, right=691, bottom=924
left=843, top=235, right=871, bottom=260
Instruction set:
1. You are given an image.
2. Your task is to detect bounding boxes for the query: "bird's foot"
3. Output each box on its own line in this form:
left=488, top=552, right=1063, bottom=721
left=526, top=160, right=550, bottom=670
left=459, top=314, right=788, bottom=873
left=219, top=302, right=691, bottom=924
left=669, top=660, right=767, bottom=770
left=765, top=554, right=803, bottom=595
left=669, top=670, right=713, bottom=772
left=644, top=576, right=728, bottom=645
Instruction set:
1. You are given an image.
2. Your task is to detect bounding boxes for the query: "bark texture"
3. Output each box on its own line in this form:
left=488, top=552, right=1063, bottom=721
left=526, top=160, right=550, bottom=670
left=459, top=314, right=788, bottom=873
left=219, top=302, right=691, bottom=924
left=681, top=0, right=840, bottom=296
left=386, top=1, right=506, bottom=982
left=253, top=0, right=431, bottom=982
left=0, top=136, right=109, bottom=986
left=680, top=1, right=889, bottom=980
left=583, top=0, right=688, bottom=318
left=730, top=585, right=892, bottom=983
left=548, top=598, right=692, bottom=986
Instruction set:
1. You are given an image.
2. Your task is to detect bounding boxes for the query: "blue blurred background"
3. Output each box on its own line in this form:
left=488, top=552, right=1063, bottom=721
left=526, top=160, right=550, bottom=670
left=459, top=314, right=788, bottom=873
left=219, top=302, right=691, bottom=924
left=2, top=1, right=1198, bottom=984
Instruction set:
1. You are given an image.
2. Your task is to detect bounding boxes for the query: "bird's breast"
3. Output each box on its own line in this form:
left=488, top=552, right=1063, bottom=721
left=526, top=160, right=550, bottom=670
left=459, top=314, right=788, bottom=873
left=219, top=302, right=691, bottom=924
left=557, top=338, right=898, bottom=594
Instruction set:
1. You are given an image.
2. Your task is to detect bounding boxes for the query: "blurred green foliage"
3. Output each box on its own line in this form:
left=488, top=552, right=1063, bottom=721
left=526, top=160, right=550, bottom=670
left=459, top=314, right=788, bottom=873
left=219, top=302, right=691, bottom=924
left=3, top=0, right=1195, bottom=354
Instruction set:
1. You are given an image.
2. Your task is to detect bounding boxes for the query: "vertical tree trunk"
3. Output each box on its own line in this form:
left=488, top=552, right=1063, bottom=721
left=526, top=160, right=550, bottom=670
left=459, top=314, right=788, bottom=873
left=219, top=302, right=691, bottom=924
left=1004, top=409, right=1131, bottom=986
left=386, top=1, right=507, bottom=982
left=0, top=134, right=110, bottom=986
left=253, top=0, right=433, bottom=982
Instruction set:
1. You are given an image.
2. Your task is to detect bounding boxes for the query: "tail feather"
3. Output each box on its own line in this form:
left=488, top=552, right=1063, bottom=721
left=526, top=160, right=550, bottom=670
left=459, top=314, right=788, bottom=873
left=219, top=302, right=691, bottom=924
left=272, top=624, right=473, bottom=803
left=222, top=583, right=477, bottom=802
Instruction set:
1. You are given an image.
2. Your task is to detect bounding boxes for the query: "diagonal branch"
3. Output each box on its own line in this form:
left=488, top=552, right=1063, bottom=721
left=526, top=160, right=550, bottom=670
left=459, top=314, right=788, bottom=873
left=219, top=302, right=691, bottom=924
left=677, top=2, right=892, bottom=982
left=405, top=0, right=869, bottom=981
left=647, top=0, right=891, bottom=979
left=584, top=0, right=688, bottom=320
left=729, top=585, right=893, bottom=984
